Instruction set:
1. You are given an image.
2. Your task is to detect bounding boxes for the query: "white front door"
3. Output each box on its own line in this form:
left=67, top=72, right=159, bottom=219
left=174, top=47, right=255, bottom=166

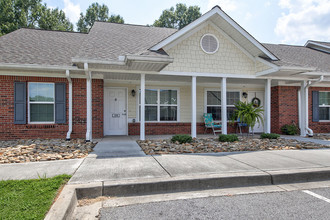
left=104, top=88, right=127, bottom=135
left=248, top=91, right=264, bottom=133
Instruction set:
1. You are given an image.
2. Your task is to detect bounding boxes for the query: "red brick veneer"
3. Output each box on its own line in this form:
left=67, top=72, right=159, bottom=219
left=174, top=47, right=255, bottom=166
left=0, top=76, right=103, bottom=140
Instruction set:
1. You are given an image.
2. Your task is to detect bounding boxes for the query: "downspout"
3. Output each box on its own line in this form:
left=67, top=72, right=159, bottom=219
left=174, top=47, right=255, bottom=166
left=66, top=70, right=72, bottom=141
left=304, top=75, right=324, bottom=137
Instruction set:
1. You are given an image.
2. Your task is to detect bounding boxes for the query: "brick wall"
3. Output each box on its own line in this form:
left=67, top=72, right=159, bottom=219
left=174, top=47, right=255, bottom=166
left=0, top=76, right=103, bottom=140
left=128, top=122, right=239, bottom=135
left=271, top=86, right=299, bottom=134
left=309, top=87, right=330, bottom=133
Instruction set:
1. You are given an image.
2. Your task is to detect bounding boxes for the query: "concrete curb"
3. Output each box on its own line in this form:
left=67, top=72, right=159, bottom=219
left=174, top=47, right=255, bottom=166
left=45, top=167, right=330, bottom=220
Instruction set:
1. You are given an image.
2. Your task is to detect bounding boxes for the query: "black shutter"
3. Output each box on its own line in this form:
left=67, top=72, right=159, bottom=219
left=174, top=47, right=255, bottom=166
left=312, top=91, right=319, bottom=122
left=14, top=82, right=26, bottom=124
left=55, top=83, right=66, bottom=124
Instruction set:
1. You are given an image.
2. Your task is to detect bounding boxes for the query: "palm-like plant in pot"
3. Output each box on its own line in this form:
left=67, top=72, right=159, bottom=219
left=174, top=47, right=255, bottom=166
left=231, top=101, right=264, bottom=136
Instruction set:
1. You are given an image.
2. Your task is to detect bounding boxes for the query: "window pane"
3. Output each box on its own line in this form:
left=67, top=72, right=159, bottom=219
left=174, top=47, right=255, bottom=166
left=139, top=106, right=157, bottom=121
left=320, top=107, right=330, bottom=120
left=207, top=91, right=221, bottom=105
left=139, top=89, right=157, bottom=104
left=160, top=90, right=177, bottom=105
left=29, top=83, right=54, bottom=102
left=30, top=104, right=54, bottom=122
left=319, top=92, right=330, bottom=105
left=207, top=106, right=221, bottom=120
left=160, top=106, right=177, bottom=121
left=227, top=92, right=240, bottom=105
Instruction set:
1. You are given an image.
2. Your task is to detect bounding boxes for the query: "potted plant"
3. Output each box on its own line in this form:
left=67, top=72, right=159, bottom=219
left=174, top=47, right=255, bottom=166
left=231, top=101, right=264, bottom=136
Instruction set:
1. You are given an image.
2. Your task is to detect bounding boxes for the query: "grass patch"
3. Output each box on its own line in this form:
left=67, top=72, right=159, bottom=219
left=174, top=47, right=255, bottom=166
left=0, top=174, right=71, bottom=220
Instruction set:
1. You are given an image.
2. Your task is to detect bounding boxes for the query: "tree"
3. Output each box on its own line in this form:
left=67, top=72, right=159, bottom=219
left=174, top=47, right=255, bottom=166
left=0, top=0, right=73, bottom=36
left=153, top=3, right=201, bottom=29
left=77, top=2, right=124, bottom=33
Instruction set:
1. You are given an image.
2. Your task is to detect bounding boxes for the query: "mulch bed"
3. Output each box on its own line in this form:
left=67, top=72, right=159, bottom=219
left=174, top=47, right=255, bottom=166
left=137, top=137, right=330, bottom=155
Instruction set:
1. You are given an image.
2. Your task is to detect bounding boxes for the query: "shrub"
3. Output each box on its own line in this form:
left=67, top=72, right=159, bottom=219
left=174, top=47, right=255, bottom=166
left=218, top=134, right=239, bottom=142
left=260, top=133, right=280, bottom=139
left=281, top=124, right=298, bottom=135
left=171, top=134, right=192, bottom=144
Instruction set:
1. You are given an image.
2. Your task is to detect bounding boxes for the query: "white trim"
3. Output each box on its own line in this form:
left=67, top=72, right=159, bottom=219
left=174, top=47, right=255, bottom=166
left=150, top=6, right=278, bottom=60
left=140, top=74, right=145, bottom=140
left=319, top=91, right=330, bottom=121
left=305, top=41, right=330, bottom=53
left=221, top=78, right=227, bottom=134
left=264, top=79, right=271, bottom=133
left=136, top=86, right=181, bottom=123
left=85, top=63, right=92, bottom=141
left=200, top=34, right=219, bottom=54
left=66, top=70, right=72, bottom=140
left=191, top=76, right=197, bottom=138
left=28, top=82, right=55, bottom=124
left=0, top=62, right=78, bottom=71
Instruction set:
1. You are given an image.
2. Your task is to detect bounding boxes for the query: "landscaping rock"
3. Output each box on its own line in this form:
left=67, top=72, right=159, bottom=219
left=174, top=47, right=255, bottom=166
left=137, top=137, right=330, bottom=155
left=0, top=139, right=97, bottom=164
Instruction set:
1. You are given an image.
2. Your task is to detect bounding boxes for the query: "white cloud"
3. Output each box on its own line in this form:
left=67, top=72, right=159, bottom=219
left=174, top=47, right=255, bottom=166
left=207, top=0, right=238, bottom=12
left=63, top=0, right=81, bottom=24
left=275, top=0, right=330, bottom=44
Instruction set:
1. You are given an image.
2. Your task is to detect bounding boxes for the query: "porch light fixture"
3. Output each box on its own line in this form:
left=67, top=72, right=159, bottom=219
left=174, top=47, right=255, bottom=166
left=131, top=89, right=136, bottom=97
left=242, top=92, right=248, bottom=99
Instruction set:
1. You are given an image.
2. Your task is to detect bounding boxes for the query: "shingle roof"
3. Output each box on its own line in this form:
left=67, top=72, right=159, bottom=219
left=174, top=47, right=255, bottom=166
left=262, top=43, right=330, bottom=72
left=0, top=28, right=86, bottom=66
left=74, top=22, right=177, bottom=61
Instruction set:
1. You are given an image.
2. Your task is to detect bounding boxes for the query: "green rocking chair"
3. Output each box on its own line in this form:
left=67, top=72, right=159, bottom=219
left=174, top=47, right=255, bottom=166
left=203, top=113, right=222, bottom=135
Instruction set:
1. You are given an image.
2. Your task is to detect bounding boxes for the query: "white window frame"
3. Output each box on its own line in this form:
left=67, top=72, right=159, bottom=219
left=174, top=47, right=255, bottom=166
left=136, top=87, right=180, bottom=122
left=319, top=91, right=330, bottom=122
left=204, top=88, right=241, bottom=122
left=28, top=82, right=55, bottom=124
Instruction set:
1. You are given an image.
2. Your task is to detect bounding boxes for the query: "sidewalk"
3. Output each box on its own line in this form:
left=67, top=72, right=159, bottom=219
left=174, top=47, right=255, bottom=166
left=69, top=135, right=330, bottom=184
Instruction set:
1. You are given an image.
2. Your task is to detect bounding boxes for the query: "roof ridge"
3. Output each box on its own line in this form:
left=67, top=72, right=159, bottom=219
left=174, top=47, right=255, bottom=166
left=93, top=21, right=177, bottom=30
left=19, top=27, right=87, bottom=34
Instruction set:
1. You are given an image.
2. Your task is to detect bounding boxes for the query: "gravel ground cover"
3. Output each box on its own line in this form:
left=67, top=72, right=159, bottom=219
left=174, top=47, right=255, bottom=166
left=312, top=133, right=330, bottom=141
left=138, top=137, right=329, bottom=155
left=0, top=139, right=96, bottom=164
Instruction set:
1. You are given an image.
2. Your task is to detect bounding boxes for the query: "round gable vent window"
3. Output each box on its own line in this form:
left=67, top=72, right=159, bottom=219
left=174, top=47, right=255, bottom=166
left=200, top=34, right=219, bottom=54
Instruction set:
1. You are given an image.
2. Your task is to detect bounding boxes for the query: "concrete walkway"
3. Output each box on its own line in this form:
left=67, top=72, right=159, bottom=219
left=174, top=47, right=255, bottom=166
left=281, top=135, right=330, bottom=146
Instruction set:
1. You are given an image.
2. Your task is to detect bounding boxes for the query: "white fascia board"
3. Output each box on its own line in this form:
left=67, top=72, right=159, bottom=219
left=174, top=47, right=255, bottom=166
left=72, top=58, right=126, bottom=65
left=160, top=70, right=258, bottom=79
left=300, top=71, right=330, bottom=76
left=125, top=55, right=174, bottom=63
left=150, top=7, right=278, bottom=61
left=305, top=41, right=330, bottom=50
left=0, top=62, right=78, bottom=71
left=279, top=66, right=316, bottom=72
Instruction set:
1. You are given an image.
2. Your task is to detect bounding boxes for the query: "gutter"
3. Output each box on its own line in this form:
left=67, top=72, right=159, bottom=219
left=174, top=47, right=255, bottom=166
left=304, top=75, right=324, bottom=137
left=66, top=70, right=73, bottom=141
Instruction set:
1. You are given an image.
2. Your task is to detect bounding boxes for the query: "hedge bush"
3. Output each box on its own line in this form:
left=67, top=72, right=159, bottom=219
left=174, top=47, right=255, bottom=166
left=171, top=134, right=192, bottom=144
left=218, top=134, right=239, bottom=142
left=260, top=133, right=280, bottom=139
left=281, top=124, right=298, bottom=135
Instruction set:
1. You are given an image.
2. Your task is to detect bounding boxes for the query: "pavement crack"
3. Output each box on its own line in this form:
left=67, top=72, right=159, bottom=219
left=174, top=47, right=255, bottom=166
left=152, top=156, right=172, bottom=177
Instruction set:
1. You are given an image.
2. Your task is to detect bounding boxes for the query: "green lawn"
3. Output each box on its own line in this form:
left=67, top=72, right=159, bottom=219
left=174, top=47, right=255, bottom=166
left=0, top=174, right=71, bottom=220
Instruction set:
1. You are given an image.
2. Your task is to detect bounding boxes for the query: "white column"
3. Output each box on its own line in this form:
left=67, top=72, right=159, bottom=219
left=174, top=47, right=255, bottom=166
left=66, top=70, right=72, bottom=140
left=264, top=79, right=271, bottom=133
left=86, top=71, right=92, bottom=141
left=191, top=76, right=197, bottom=138
left=300, top=81, right=307, bottom=136
left=221, top=78, right=227, bottom=134
left=140, top=73, right=145, bottom=140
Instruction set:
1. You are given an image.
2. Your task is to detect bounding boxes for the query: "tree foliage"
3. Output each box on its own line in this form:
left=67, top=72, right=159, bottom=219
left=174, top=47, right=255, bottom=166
left=77, top=2, right=124, bottom=33
left=0, top=0, right=73, bottom=36
left=153, top=3, right=201, bottom=29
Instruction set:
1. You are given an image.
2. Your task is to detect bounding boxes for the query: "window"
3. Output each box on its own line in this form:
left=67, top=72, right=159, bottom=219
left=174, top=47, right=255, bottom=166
left=205, top=90, right=240, bottom=121
left=319, top=92, right=330, bottom=120
left=139, top=89, right=178, bottom=122
left=28, top=83, right=55, bottom=123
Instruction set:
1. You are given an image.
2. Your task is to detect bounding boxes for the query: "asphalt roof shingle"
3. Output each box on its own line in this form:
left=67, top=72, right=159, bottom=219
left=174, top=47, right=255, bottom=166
left=0, top=28, right=86, bottom=66
left=262, top=43, right=330, bottom=72
left=74, top=22, right=177, bottom=61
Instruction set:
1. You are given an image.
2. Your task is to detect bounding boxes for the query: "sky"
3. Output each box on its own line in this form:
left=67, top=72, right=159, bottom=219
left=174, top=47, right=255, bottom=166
left=44, top=0, right=330, bottom=45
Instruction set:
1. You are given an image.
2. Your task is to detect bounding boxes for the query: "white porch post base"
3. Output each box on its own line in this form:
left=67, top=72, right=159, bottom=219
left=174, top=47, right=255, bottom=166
left=264, top=79, right=271, bottom=133
left=140, top=73, right=145, bottom=140
left=191, top=76, right=197, bottom=138
left=221, top=78, right=227, bottom=134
